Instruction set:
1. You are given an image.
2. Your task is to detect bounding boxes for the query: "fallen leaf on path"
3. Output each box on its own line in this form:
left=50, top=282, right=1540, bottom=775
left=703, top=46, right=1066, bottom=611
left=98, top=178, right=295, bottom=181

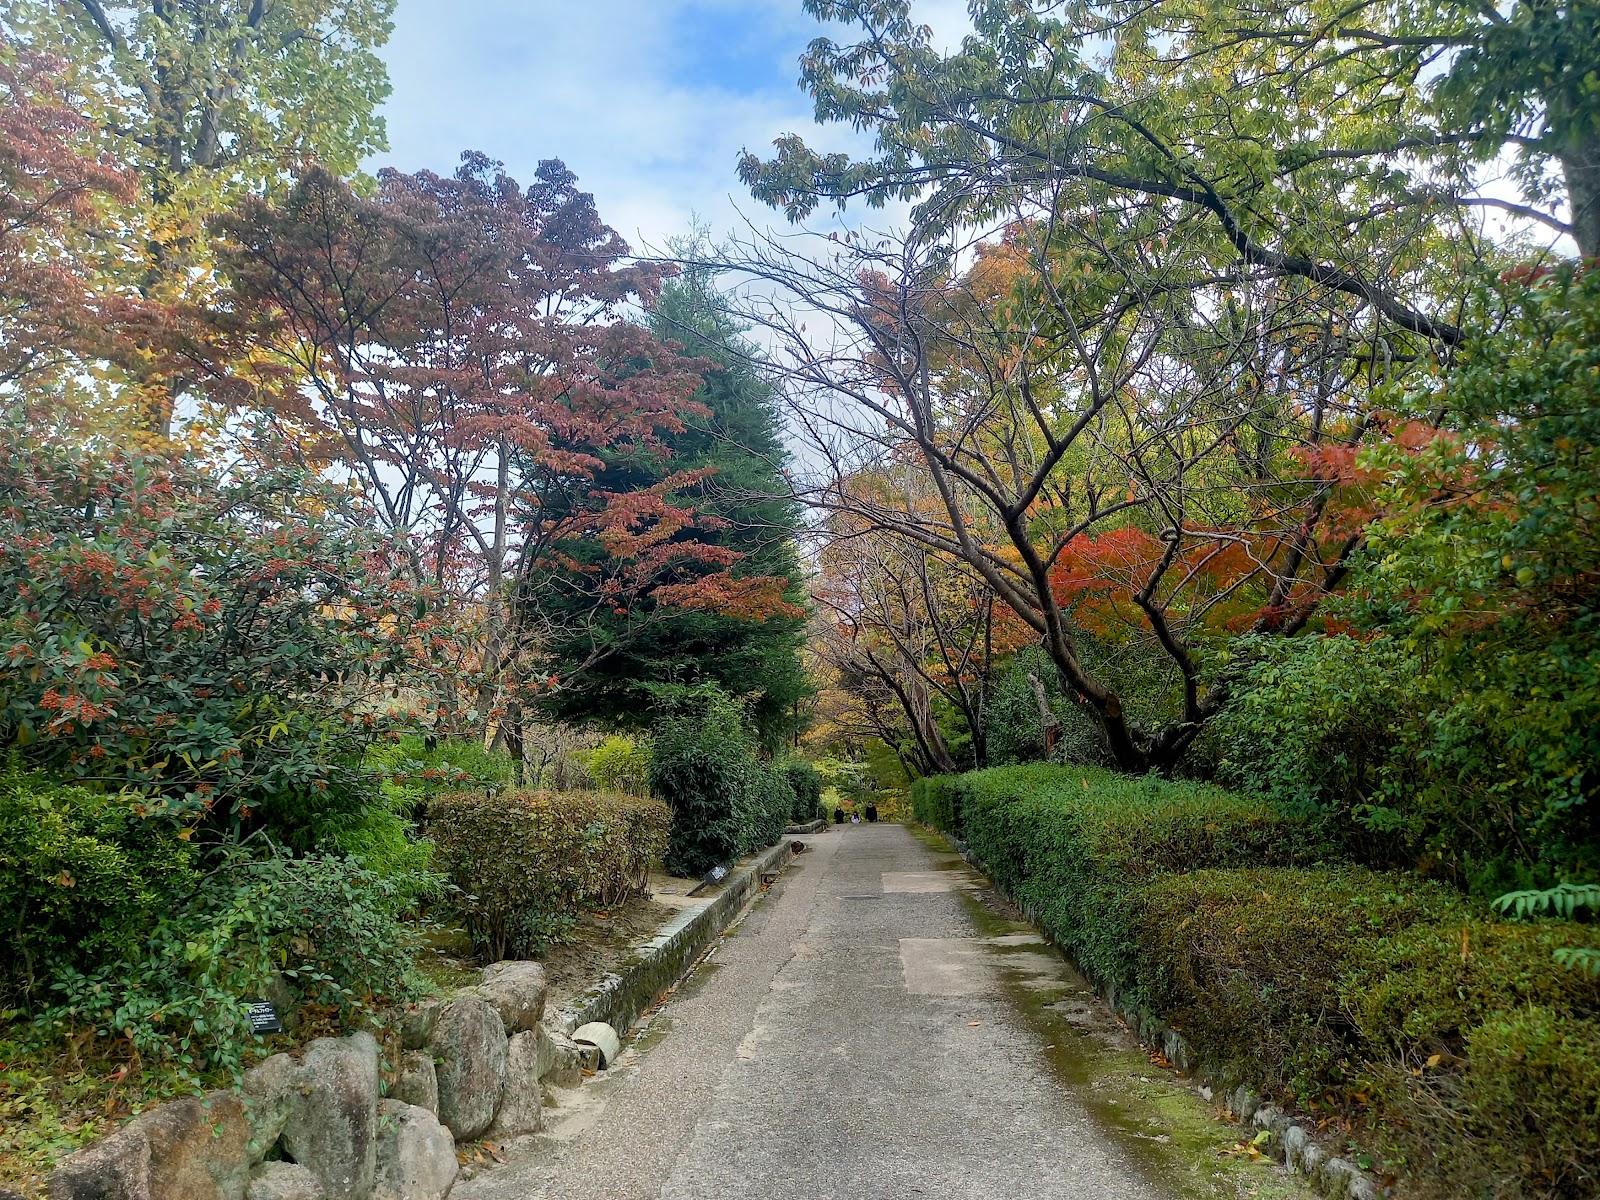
left=967, top=1021, right=982, bottom=1027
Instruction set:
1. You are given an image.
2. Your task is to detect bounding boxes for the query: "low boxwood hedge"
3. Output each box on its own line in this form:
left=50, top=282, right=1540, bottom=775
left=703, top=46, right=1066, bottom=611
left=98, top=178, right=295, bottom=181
left=917, top=765, right=1336, bottom=984
left=916, top=764, right=1600, bottom=1199
left=429, top=789, right=670, bottom=960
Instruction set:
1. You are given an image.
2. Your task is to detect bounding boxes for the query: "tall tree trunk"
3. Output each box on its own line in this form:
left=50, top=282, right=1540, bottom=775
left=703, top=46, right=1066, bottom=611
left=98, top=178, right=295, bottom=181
left=474, top=442, right=513, bottom=734
left=1559, top=129, right=1600, bottom=260
left=504, top=699, right=526, bottom=787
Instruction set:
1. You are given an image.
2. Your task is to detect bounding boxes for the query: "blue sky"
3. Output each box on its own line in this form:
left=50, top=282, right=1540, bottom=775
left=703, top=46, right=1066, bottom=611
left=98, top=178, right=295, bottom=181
left=375, top=0, right=970, bottom=253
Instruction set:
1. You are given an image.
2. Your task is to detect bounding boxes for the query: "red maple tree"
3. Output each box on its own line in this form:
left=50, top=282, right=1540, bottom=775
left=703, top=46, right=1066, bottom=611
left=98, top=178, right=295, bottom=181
left=212, top=154, right=790, bottom=745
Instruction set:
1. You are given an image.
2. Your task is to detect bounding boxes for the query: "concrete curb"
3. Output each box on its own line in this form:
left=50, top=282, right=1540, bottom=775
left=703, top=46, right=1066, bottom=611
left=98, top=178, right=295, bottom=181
left=552, top=838, right=798, bottom=1039
left=939, top=830, right=1385, bottom=1200
left=784, top=818, right=828, bottom=834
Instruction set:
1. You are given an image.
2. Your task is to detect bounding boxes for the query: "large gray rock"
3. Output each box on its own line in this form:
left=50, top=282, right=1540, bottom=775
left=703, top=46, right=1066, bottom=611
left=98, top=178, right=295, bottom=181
left=50, top=1093, right=251, bottom=1200
left=282, top=1034, right=380, bottom=1200
left=430, top=999, right=507, bottom=1140
left=145, top=1095, right=251, bottom=1200
left=490, top=1032, right=546, bottom=1138
left=372, top=1101, right=457, bottom=1200
left=49, top=1123, right=148, bottom=1200
left=244, top=1162, right=324, bottom=1200
left=396, top=1051, right=439, bottom=1114
left=241, top=1053, right=300, bottom=1162
left=401, top=998, right=445, bottom=1052
left=1280, top=1124, right=1310, bottom=1171
left=470, top=962, right=547, bottom=1033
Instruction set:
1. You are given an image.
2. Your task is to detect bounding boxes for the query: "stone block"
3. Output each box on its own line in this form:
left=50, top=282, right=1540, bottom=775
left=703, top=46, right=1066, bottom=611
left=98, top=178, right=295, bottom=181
left=49, top=1123, right=149, bottom=1200
left=430, top=998, right=508, bottom=1140
left=282, top=1034, right=380, bottom=1200
left=471, top=962, right=547, bottom=1033
left=401, top=999, right=444, bottom=1051
left=538, top=1028, right=585, bottom=1089
left=245, top=1163, right=324, bottom=1200
left=1280, top=1124, right=1309, bottom=1170
left=372, top=1101, right=456, bottom=1200
left=491, top=1032, right=546, bottom=1138
left=396, top=1051, right=439, bottom=1114
left=241, top=1053, right=300, bottom=1163
left=50, top=1092, right=251, bottom=1200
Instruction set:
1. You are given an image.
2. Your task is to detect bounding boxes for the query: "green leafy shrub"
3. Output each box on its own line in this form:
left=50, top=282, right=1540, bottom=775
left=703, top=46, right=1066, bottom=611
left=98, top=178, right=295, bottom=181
left=1409, top=1008, right=1600, bottom=1199
left=0, top=431, right=435, bottom=841
left=781, top=758, right=823, bottom=823
left=1124, top=872, right=1600, bottom=1196
left=1125, top=867, right=1471, bottom=1098
left=746, top=760, right=796, bottom=850
left=428, top=789, right=670, bottom=960
left=0, top=763, right=196, bottom=1008
left=36, top=847, right=423, bottom=1078
left=1350, top=919, right=1600, bottom=1057
left=648, top=686, right=789, bottom=876
left=651, top=716, right=755, bottom=877
left=1206, top=634, right=1420, bottom=855
left=579, top=735, right=653, bottom=795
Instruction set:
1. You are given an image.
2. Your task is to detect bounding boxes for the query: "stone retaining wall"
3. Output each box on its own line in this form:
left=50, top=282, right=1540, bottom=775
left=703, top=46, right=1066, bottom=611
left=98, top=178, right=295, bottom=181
left=47, top=843, right=798, bottom=1200
left=48, top=961, right=569, bottom=1200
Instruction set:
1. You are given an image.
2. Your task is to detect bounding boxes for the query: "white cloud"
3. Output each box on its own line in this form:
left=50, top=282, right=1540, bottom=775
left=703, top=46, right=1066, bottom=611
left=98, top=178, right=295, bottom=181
left=377, top=0, right=811, bottom=246
left=375, top=0, right=974, bottom=248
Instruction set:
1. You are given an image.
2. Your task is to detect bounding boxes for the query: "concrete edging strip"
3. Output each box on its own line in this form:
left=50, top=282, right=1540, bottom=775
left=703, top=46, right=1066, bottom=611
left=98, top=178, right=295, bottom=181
left=552, top=838, right=798, bottom=1039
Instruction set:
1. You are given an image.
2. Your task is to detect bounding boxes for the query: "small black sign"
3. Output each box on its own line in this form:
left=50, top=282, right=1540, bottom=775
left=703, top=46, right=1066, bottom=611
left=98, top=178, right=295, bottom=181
left=245, top=999, right=283, bottom=1034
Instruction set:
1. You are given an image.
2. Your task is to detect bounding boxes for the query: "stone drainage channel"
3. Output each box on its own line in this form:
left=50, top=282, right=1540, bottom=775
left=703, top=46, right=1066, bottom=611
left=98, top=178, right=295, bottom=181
left=460, top=824, right=1341, bottom=1200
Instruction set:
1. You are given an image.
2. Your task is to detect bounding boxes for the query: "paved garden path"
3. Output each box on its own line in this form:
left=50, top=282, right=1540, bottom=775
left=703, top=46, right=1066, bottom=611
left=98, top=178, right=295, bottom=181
left=458, top=823, right=1310, bottom=1200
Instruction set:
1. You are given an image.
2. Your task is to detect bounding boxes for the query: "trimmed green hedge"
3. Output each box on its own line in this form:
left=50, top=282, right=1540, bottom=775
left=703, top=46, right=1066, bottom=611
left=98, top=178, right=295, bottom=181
left=916, top=765, right=1600, bottom=1199
left=430, top=789, right=670, bottom=960
left=910, top=774, right=960, bottom=834
left=915, top=764, right=1335, bottom=983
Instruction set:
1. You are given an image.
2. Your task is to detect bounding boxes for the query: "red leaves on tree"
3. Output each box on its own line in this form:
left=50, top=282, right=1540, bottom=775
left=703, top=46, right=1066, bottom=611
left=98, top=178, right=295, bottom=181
left=210, top=154, right=794, bottom=720
left=0, top=46, right=147, bottom=394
